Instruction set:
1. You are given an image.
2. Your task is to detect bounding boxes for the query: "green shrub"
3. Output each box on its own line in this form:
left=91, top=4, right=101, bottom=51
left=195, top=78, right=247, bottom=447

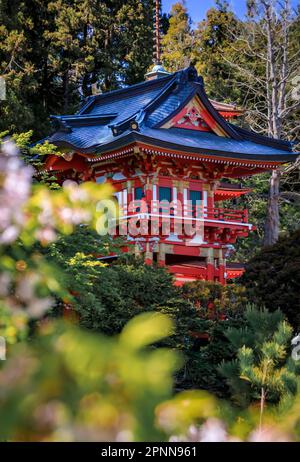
left=241, top=230, right=300, bottom=329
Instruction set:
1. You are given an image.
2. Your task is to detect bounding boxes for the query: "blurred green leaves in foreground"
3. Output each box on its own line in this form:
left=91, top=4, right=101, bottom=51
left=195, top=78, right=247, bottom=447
left=0, top=313, right=179, bottom=442
left=1, top=313, right=300, bottom=442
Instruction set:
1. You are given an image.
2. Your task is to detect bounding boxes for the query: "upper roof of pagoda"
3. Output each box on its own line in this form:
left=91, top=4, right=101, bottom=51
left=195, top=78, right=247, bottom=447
left=47, top=66, right=298, bottom=163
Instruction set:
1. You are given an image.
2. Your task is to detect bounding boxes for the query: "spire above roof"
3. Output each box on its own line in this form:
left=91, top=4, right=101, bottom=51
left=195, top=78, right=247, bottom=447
left=145, top=0, right=170, bottom=80
left=153, top=0, right=162, bottom=65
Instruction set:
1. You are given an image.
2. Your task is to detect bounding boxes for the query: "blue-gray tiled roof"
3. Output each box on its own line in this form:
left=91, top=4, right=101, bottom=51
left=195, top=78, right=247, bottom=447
left=46, top=66, right=299, bottom=162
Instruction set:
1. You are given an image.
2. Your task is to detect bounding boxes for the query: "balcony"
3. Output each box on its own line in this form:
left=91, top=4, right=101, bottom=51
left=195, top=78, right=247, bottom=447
left=113, top=201, right=253, bottom=243
left=190, top=206, right=249, bottom=224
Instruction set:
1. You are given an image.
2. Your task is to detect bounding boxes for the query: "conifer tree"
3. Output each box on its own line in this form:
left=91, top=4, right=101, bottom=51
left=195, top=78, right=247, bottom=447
left=0, top=0, right=37, bottom=132
left=193, top=0, right=241, bottom=102
left=0, top=0, right=153, bottom=137
left=219, top=307, right=300, bottom=426
left=241, top=230, right=300, bottom=329
left=161, top=1, right=192, bottom=71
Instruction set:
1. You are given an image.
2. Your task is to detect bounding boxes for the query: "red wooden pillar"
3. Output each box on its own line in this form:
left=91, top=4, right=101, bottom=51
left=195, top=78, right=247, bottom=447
left=158, top=243, right=166, bottom=266
left=219, top=266, right=226, bottom=284
left=218, top=249, right=226, bottom=285
left=219, top=262, right=226, bottom=285
left=207, top=190, right=214, bottom=218
left=127, top=181, right=133, bottom=209
left=176, top=185, right=184, bottom=238
left=214, top=249, right=226, bottom=285
left=145, top=182, right=152, bottom=207
left=145, top=241, right=153, bottom=265
left=207, top=249, right=214, bottom=281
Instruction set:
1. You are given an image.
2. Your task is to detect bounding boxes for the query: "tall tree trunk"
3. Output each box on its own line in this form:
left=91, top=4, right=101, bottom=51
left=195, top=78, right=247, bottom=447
left=224, top=0, right=295, bottom=246
left=264, top=169, right=281, bottom=246
left=263, top=1, right=283, bottom=246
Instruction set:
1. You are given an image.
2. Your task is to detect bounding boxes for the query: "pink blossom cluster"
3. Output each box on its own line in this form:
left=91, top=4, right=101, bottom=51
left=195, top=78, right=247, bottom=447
left=0, top=139, right=33, bottom=244
left=0, top=140, right=100, bottom=247
left=169, top=419, right=292, bottom=442
left=0, top=140, right=104, bottom=318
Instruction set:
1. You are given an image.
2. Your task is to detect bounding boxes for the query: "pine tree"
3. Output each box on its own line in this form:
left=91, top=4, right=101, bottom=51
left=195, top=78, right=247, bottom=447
left=193, top=1, right=241, bottom=102
left=112, top=0, right=153, bottom=87
left=0, top=0, right=37, bottom=133
left=0, top=0, right=153, bottom=137
left=161, top=1, right=192, bottom=72
left=219, top=307, right=300, bottom=426
left=241, top=230, right=300, bottom=329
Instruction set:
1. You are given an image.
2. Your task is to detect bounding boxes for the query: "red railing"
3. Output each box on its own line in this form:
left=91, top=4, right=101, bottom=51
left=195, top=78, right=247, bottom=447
left=192, top=206, right=249, bottom=224
left=116, top=203, right=250, bottom=239
left=122, top=200, right=248, bottom=224
left=125, top=202, right=248, bottom=225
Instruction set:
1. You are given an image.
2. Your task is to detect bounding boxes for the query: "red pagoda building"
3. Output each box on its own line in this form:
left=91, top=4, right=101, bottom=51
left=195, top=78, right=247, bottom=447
left=42, top=61, right=298, bottom=285
left=42, top=0, right=298, bottom=285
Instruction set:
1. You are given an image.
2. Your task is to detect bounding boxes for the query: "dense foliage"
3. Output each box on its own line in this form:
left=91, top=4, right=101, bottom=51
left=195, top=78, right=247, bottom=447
left=40, top=231, right=251, bottom=396
left=161, top=2, right=192, bottom=71
left=0, top=0, right=154, bottom=137
left=2, top=310, right=300, bottom=442
left=241, top=230, right=300, bottom=329
left=220, top=307, right=300, bottom=411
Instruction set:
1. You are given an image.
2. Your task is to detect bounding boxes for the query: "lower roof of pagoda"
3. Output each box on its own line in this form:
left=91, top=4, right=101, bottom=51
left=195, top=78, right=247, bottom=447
left=215, top=183, right=251, bottom=200
left=49, top=126, right=298, bottom=163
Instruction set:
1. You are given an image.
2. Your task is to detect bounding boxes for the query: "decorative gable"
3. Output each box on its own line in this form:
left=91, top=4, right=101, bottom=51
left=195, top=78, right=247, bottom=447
left=172, top=104, right=210, bottom=131
left=160, top=95, right=229, bottom=137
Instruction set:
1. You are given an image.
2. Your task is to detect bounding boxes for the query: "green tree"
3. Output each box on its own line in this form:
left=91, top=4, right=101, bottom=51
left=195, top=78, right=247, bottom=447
left=43, top=231, right=199, bottom=352
left=219, top=307, right=300, bottom=423
left=0, top=0, right=154, bottom=138
left=176, top=280, right=247, bottom=395
left=193, top=0, right=241, bottom=102
left=161, top=1, right=192, bottom=71
left=220, top=1, right=300, bottom=246
left=0, top=0, right=37, bottom=133
left=241, top=230, right=300, bottom=329
left=42, top=231, right=253, bottom=397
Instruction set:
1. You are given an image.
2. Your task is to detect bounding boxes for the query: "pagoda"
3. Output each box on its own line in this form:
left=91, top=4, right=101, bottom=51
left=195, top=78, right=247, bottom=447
left=41, top=4, right=298, bottom=286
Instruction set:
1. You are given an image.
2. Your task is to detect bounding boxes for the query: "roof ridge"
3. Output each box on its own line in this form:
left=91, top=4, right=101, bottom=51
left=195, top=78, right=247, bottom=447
left=78, top=66, right=202, bottom=116
left=78, top=73, right=176, bottom=115
left=106, top=74, right=180, bottom=135
left=53, top=113, right=117, bottom=120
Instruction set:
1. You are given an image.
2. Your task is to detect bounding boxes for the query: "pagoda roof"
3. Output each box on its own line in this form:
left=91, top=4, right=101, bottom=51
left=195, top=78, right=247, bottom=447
left=47, top=66, right=299, bottom=163
left=208, top=99, right=244, bottom=115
